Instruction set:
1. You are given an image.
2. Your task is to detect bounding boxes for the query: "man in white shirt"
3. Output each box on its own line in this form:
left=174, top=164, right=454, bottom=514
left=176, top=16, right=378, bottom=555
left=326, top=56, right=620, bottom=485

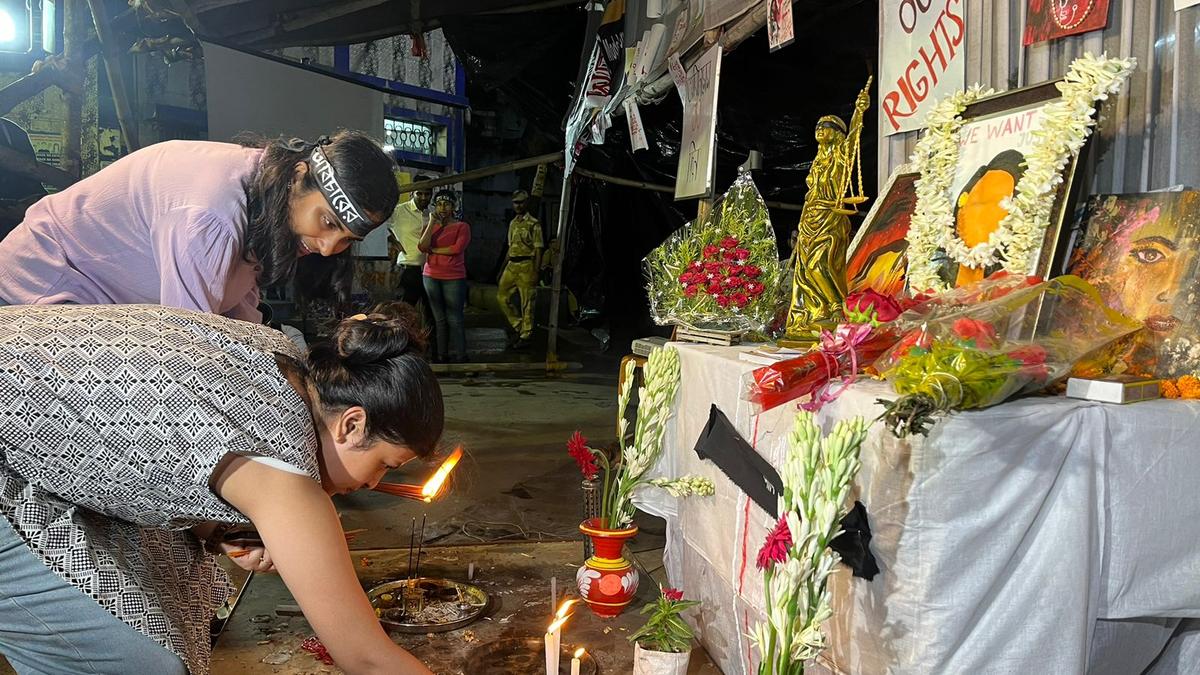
left=388, top=175, right=434, bottom=316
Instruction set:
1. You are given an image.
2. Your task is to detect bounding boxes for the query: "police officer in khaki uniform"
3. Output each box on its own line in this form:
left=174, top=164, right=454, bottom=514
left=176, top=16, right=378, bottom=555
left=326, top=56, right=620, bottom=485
left=498, top=190, right=542, bottom=349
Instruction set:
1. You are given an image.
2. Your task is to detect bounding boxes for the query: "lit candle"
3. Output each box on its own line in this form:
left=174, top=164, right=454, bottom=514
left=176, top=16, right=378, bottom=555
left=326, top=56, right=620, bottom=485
left=545, top=614, right=569, bottom=675
left=571, top=648, right=584, bottom=675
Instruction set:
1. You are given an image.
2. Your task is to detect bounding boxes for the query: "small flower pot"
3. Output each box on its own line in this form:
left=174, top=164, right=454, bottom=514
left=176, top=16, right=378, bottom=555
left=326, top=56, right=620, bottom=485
left=576, top=518, right=639, bottom=618
left=632, top=643, right=691, bottom=675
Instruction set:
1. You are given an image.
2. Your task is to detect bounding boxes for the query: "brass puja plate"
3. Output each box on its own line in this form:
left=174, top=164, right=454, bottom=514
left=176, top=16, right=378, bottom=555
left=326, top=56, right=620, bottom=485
left=367, top=577, right=489, bottom=634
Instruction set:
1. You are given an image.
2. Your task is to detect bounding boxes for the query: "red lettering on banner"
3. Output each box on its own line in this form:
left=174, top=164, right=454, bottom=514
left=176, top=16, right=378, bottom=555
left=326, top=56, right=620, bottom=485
left=918, top=39, right=947, bottom=86
left=942, top=0, right=965, bottom=48
left=882, top=0, right=967, bottom=133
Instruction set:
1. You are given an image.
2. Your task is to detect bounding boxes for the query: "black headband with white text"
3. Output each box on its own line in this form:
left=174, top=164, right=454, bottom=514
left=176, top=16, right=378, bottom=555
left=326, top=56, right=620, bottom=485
left=309, top=145, right=374, bottom=236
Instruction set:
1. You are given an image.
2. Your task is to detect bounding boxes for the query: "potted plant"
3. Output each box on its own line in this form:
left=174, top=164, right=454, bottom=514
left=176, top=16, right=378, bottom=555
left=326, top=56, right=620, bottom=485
left=568, top=346, right=714, bottom=617
left=629, top=587, right=700, bottom=675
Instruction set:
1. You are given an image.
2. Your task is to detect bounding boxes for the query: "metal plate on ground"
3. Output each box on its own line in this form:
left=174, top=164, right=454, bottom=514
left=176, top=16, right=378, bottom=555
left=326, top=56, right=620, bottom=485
left=367, top=577, right=489, bottom=634
left=465, top=638, right=599, bottom=675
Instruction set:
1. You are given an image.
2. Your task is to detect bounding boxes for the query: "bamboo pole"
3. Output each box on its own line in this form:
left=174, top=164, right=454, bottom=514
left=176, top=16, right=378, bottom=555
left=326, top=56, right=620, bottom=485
left=398, top=152, right=564, bottom=194
left=545, top=172, right=573, bottom=367
left=0, top=145, right=77, bottom=189
left=572, top=166, right=804, bottom=211
left=61, top=0, right=86, bottom=179
left=0, top=67, right=68, bottom=119
left=86, top=0, right=140, bottom=152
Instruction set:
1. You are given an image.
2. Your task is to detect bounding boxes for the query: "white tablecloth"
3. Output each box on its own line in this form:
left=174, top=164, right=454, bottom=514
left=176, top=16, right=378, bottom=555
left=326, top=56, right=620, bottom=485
left=635, top=342, right=1200, bottom=675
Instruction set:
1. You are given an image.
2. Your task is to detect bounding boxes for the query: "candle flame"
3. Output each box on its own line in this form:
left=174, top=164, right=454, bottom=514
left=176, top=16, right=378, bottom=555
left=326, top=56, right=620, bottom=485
left=574, top=648, right=585, bottom=658
left=547, top=613, right=572, bottom=634
left=554, top=598, right=578, bottom=619
left=421, top=446, right=463, bottom=500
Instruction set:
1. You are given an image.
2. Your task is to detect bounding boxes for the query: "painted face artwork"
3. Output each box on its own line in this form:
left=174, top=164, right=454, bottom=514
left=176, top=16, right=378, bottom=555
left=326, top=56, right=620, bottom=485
left=1069, top=192, right=1200, bottom=376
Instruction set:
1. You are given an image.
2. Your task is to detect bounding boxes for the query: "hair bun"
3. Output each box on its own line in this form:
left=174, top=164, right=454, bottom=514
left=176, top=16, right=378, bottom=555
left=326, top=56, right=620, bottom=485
left=334, top=301, right=428, bottom=365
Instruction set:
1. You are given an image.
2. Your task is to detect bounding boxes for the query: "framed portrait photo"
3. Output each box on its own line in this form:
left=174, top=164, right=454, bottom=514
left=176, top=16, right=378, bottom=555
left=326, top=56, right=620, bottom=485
left=930, top=81, right=1091, bottom=289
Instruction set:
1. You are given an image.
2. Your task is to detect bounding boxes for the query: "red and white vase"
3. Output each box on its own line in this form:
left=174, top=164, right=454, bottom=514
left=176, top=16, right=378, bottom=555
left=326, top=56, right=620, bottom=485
left=576, top=518, right=639, bottom=618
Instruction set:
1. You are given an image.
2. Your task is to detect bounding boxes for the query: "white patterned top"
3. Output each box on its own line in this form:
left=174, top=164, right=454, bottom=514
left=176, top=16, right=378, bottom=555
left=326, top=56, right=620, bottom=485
left=0, top=304, right=321, bottom=674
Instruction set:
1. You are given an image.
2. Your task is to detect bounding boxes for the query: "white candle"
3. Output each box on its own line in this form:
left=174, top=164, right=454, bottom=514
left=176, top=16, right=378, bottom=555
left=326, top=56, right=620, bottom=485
left=550, top=576, right=557, bottom=615
left=468, top=562, right=475, bottom=580
left=571, top=648, right=584, bottom=675
left=545, top=613, right=569, bottom=675
left=544, top=631, right=559, bottom=674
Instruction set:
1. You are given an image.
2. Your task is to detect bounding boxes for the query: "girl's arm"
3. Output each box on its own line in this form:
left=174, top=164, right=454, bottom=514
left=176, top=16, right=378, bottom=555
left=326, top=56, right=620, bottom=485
left=416, top=215, right=435, bottom=253
left=428, top=222, right=470, bottom=256
left=213, top=457, right=432, bottom=675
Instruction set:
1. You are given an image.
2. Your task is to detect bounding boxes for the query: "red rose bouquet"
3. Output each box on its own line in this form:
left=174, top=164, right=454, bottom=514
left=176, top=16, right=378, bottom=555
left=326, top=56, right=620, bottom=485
left=645, top=171, right=782, bottom=332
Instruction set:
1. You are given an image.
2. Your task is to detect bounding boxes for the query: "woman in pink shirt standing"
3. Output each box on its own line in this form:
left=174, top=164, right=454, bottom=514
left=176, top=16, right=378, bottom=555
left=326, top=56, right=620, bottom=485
left=419, top=190, right=471, bottom=362
left=0, top=131, right=398, bottom=322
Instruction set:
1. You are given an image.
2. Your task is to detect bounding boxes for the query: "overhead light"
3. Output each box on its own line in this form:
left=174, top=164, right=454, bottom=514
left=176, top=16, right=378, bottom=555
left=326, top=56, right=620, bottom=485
left=0, top=10, right=17, bottom=45
left=0, top=0, right=32, bottom=54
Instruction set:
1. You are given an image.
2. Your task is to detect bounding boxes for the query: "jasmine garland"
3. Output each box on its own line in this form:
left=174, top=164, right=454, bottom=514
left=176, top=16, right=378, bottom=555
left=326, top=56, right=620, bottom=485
left=906, top=53, right=1136, bottom=293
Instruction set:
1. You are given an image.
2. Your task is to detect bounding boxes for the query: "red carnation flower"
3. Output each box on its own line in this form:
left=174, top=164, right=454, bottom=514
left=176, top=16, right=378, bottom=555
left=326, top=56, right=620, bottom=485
left=662, top=587, right=685, bottom=602
left=1009, top=344, right=1048, bottom=366
left=706, top=282, right=723, bottom=295
left=727, top=264, right=745, bottom=277
left=723, top=250, right=736, bottom=261
left=704, top=261, right=723, bottom=273
left=724, top=276, right=745, bottom=289
left=894, top=328, right=932, bottom=356
left=684, top=285, right=699, bottom=298
left=300, top=636, right=335, bottom=666
left=567, top=431, right=598, bottom=479
left=745, top=282, right=762, bottom=295
left=731, top=292, right=750, bottom=308
left=720, top=237, right=739, bottom=249
left=756, top=515, right=792, bottom=570
left=744, top=265, right=762, bottom=278
left=715, top=294, right=731, bottom=308
left=733, top=248, right=751, bottom=261
left=688, top=261, right=704, bottom=273
left=951, top=318, right=999, bottom=349
left=703, top=245, right=719, bottom=259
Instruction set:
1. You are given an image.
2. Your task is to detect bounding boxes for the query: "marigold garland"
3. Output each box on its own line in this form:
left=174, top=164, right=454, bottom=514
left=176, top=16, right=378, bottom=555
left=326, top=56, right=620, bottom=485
left=905, top=53, right=1136, bottom=293
left=1161, top=374, right=1200, bottom=400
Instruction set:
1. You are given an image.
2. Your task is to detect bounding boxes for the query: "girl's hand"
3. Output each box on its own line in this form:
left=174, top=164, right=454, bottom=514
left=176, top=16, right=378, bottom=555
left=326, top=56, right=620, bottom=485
left=220, top=542, right=277, bottom=574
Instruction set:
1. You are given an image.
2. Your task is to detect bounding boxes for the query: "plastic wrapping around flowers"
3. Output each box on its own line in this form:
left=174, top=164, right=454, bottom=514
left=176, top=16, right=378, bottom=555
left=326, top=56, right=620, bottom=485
left=742, top=289, right=916, bottom=415
left=644, top=170, right=782, bottom=332
left=876, top=275, right=1143, bottom=438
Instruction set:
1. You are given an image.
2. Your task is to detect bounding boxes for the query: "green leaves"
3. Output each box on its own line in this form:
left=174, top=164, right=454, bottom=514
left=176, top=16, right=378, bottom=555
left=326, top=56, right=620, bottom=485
left=629, top=596, right=700, bottom=653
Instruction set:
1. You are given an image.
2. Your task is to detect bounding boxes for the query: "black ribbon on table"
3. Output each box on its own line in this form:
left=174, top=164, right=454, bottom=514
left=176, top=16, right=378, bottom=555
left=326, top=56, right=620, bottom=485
left=692, top=404, right=879, bottom=580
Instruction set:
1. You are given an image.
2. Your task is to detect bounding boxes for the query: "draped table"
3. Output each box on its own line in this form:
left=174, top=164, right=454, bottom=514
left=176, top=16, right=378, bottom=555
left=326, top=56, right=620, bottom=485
left=635, top=342, right=1200, bottom=675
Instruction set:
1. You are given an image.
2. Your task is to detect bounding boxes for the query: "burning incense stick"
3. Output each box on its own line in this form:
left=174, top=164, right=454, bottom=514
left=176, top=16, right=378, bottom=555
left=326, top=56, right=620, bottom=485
left=372, top=446, right=464, bottom=502
left=413, top=515, right=426, bottom=578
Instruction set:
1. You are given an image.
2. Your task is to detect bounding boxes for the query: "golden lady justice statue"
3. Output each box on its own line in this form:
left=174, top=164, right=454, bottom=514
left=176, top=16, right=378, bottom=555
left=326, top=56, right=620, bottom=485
left=784, top=78, right=872, bottom=341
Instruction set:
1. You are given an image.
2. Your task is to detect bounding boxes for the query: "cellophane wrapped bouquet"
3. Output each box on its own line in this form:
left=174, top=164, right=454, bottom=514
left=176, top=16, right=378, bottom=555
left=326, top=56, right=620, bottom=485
left=876, top=275, right=1142, bottom=438
left=742, top=289, right=914, bottom=415
left=645, top=170, right=782, bottom=332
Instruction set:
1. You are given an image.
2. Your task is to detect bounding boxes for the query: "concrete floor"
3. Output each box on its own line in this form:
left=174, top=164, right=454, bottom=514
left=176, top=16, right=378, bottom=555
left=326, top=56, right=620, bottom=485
left=0, top=296, right=710, bottom=674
